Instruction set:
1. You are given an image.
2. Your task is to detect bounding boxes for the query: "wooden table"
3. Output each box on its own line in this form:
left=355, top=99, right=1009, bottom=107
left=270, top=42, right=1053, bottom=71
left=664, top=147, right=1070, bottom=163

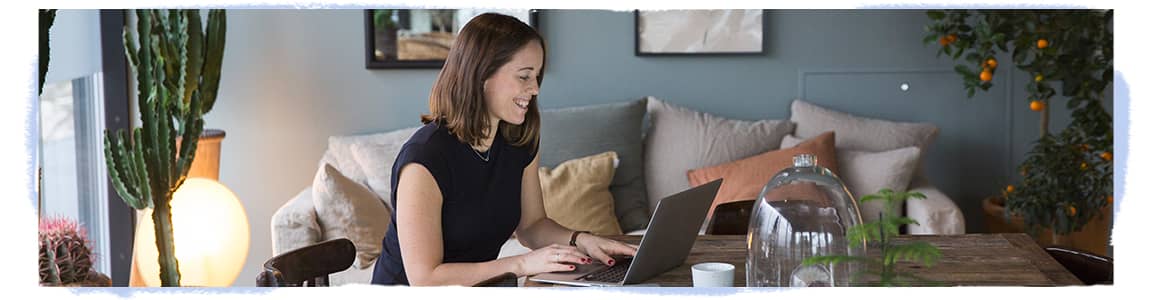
left=525, top=233, right=1081, bottom=287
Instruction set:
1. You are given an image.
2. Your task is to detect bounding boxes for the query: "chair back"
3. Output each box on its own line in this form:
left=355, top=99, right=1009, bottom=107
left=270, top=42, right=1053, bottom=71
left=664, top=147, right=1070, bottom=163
left=256, top=238, right=356, bottom=287
left=1045, top=246, right=1113, bottom=285
left=706, top=200, right=756, bottom=235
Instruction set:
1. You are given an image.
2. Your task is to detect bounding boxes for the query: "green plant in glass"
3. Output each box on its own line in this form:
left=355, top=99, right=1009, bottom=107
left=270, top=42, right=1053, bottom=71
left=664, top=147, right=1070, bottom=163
left=802, top=189, right=943, bottom=286
left=102, top=9, right=226, bottom=287
left=922, top=10, right=1113, bottom=239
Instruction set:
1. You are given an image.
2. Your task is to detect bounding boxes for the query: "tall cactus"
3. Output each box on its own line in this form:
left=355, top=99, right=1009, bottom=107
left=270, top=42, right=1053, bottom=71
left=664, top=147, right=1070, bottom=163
left=103, top=9, right=226, bottom=287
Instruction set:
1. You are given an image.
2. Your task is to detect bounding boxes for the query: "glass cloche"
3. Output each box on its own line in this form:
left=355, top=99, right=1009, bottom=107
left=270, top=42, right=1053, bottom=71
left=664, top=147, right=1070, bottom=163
left=746, top=153, right=865, bottom=287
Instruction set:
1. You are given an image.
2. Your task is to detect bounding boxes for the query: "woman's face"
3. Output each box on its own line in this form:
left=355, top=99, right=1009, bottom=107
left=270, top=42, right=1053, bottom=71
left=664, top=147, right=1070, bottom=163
left=483, top=41, right=543, bottom=126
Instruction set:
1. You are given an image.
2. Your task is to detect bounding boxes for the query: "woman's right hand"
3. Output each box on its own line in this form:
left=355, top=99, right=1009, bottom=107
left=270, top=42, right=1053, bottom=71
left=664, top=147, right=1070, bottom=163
left=516, top=244, right=593, bottom=276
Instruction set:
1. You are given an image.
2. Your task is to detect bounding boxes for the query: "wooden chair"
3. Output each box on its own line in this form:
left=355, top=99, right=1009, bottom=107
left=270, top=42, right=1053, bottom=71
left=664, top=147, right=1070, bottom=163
left=706, top=200, right=756, bottom=235
left=256, top=238, right=356, bottom=287
left=1044, top=246, right=1113, bottom=285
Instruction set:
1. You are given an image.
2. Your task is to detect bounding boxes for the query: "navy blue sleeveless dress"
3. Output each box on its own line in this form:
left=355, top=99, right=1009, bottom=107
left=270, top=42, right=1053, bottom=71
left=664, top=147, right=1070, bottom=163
left=371, top=122, right=537, bottom=285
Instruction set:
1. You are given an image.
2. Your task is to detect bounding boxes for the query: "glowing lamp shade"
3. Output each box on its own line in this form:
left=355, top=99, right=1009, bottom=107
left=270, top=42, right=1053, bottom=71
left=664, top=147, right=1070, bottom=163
left=134, top=178, right=249, bottom=287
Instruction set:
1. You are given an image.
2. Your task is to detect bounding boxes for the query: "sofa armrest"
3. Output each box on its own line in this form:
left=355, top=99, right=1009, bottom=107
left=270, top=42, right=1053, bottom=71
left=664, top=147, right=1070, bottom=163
left=905, top=177, right=966, bottom=235
left=271, top=187, right=323, bottom=255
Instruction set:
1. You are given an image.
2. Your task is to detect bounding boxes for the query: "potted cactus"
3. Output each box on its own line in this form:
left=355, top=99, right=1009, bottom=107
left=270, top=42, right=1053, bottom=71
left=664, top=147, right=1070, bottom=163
left=103, top=9, right=226, bottom=287
left=39, top=217, right=111, bottom=287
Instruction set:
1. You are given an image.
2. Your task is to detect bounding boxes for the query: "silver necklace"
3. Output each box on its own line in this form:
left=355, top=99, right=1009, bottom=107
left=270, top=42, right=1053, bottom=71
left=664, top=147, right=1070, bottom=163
left=469, top=144, right=490, bottom=162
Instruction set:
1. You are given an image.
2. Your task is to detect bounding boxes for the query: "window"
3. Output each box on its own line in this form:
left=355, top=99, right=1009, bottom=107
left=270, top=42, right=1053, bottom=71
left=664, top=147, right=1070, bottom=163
left=39, top=72, right=111, bottom=276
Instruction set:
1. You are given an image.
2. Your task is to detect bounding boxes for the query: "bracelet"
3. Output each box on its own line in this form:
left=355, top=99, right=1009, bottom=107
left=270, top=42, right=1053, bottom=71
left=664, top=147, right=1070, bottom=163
left=569, top=231, right=590, bottom=247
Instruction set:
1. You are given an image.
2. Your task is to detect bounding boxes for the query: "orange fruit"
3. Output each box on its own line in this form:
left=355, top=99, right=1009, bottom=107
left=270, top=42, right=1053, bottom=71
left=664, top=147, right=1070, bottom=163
left=1006, top=185, right=1015, bottom=193
left=947, top=34, right=957, bottom=43
left=1067, top=206, right=1077, bottom=216
left=1080, top=162, right=1089, bottom=170
left=1035, top=74, right=1044, bottom=82
left=1029, top=100, right=1045, bottom=111
left=980, top=70, right=993, bottom=82
left=939, top=36, right=950, bottom=46
left=1101, top=152, right=1112, bottom=161
left=1037, top=39, right=1049, bottom=49
left=1107, top=195, right=1114, bottom=205
left=986, top=58, right=998, bottom=69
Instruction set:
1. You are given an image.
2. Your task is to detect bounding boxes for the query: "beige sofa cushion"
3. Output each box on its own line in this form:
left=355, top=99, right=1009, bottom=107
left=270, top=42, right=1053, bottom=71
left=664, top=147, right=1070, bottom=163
left=349, top=135, right=415, bottom=211
left=323, top=126, right=421, bottom=195
left=782, top=135, right=921, bottom=222
left=539, top=151, right=623, bottom=236
left=790, top=99, right=938, bottom=153
left=643, top=96, right=795, bottom=215
left=312, top=163, right=391, bottom=269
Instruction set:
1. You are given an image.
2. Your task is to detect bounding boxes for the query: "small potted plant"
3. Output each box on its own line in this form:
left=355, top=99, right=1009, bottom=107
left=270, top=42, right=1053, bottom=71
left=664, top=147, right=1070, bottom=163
left=803, top=189, right=943, bottom=286
left=922, top=10, right=1113, bottom=255
left=39, top=217, right=111, bottom=287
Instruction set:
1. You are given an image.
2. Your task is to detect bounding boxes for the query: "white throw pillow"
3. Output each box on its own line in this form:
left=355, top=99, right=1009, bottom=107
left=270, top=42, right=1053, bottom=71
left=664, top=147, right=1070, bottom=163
left=643, top=96, right=796, bottom=214
left=312, top=163, right=391, bottom=269
left=782, top=136, right=921, bottom=222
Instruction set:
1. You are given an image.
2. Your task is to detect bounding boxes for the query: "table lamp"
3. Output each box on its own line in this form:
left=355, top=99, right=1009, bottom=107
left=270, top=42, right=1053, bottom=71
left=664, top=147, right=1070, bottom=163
left=129, top=130, right=249, bottom=286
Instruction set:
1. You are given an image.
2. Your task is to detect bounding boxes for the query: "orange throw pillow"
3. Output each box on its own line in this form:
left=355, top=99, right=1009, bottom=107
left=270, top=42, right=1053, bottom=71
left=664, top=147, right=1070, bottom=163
left=687, top=131, right=838, bottom=221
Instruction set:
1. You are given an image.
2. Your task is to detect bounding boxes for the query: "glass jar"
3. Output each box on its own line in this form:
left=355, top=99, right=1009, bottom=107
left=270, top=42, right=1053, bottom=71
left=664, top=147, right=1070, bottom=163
left=746, top=153, right=865, bottom=287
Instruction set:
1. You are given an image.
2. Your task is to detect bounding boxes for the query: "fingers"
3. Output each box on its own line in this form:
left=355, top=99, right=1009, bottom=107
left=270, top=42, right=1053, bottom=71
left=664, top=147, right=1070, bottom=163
left=615, top=242, right=639, bottom=257
left=589, top=250, right=615, bottom=267
left=556, top=251, right=592, bottom=265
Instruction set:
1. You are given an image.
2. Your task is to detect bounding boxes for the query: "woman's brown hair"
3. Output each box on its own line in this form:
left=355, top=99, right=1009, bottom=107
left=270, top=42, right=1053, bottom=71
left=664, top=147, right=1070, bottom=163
left=421, top=13, right=545, bottom=153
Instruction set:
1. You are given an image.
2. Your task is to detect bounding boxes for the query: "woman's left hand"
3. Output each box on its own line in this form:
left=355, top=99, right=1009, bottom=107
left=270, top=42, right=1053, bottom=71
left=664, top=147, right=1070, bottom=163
left=574, top=233, right=639, bottom=267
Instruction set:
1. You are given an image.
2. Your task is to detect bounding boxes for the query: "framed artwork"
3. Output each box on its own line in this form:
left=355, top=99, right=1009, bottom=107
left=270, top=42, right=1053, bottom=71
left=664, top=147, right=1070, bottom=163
left=635, top=9, right=766, bottom=56
left=365, top=9, right=540, bottom=69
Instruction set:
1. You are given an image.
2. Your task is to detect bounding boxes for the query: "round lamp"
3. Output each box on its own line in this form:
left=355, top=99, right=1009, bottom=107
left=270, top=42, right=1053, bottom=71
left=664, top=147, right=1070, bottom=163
left=133, top=177, right=249, bottom=287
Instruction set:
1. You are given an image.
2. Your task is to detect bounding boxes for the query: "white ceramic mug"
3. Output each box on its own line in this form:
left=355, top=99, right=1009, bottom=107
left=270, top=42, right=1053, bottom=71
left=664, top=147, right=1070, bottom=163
left=691, top=262, right=735, bottom=287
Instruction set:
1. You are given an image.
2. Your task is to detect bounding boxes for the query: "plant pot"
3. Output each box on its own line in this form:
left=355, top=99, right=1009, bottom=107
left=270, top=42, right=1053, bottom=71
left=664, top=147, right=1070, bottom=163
left=982, top=196, right=1112, bottom=256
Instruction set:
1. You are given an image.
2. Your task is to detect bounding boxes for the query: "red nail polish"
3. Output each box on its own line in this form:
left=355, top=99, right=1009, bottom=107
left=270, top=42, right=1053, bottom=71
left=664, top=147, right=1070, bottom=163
left=608, top=260, right=614, bottom=265
left=570, top=265, right=575, bottom=270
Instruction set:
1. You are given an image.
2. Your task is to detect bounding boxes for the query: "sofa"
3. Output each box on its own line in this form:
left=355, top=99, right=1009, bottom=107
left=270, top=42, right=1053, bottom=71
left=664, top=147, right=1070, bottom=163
left=270, top=97, right=966, bottom=286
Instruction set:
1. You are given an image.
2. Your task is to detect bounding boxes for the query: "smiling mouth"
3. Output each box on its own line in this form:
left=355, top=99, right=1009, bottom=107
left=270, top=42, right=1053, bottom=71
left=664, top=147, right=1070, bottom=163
left=515, top=99, right=530, bottom=110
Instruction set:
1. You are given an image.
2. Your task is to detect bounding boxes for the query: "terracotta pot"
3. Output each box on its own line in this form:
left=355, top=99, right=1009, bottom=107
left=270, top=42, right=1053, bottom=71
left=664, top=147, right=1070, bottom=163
left=982, top=196, right=1112, bottom=256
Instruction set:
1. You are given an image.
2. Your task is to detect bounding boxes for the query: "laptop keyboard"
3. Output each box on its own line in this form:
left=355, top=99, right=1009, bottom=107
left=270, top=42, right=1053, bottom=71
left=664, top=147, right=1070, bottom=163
left=581, top=260, right=631, bottom=282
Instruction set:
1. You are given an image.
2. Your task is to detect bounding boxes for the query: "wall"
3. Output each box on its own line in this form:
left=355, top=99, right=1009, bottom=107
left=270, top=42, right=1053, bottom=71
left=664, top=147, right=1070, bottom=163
left=207, top=9, right=1079, bottom=286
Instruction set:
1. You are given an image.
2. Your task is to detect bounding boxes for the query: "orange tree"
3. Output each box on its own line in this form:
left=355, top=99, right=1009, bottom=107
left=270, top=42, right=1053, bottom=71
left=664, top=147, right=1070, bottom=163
left=923, top=10, right=1112, bottom=236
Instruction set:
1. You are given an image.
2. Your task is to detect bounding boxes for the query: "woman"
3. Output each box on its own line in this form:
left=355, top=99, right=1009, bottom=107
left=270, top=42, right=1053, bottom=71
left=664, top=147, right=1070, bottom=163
left=371, top=13, right=639, bottom=286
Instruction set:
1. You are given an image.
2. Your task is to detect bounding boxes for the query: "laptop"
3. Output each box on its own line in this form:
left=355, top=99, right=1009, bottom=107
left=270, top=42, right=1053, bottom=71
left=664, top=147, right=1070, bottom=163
left=528, top=179, right=723, bottom=287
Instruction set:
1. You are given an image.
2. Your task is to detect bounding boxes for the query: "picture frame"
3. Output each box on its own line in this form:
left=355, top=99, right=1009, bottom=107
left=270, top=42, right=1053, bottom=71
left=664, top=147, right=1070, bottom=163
left=634, top=9, right=766, bottom=56
left=364, top=9, right=540, bottom=69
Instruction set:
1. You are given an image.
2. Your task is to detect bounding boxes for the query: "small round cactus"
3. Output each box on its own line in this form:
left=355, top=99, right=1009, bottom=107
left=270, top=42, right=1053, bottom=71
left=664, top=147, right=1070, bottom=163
left=39, top=217, right=95, bottom=286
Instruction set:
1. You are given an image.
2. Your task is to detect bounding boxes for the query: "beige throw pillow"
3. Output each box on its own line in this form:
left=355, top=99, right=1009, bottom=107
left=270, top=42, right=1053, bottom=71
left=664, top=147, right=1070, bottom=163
left=349, top=141, right=411, bottom=212
left=312, top=163, right=391, bottom=269
left=323, top=126, right=421, bottom=191
left=782, top=135, right=921, bottom=222
left=644, top=96, right=796, bottom=215
left=790, top=99, right=938, bottom=153
left=539, top=151, right=623, bottom=236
